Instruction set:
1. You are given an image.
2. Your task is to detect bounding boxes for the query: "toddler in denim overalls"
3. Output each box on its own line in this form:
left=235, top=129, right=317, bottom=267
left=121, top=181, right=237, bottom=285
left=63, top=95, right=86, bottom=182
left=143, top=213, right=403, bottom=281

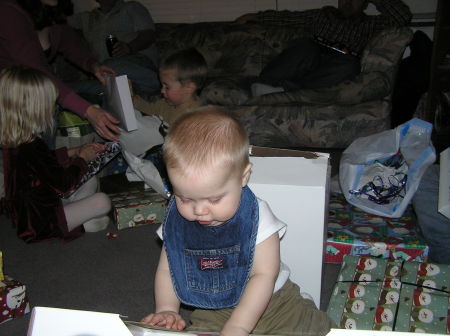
left=141, top=107, right=336, bottom=336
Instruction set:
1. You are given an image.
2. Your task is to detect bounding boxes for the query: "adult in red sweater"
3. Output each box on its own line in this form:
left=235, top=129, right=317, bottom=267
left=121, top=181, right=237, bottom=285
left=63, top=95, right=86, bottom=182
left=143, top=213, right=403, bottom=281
left=0, top=0, right=120, bottom=141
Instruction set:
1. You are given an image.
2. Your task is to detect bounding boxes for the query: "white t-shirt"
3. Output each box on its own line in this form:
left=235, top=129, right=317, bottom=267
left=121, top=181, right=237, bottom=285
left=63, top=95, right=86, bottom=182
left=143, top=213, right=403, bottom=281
left=156, top=198, right=290, bottom=292
left=68, top=1, right=158, bottom=64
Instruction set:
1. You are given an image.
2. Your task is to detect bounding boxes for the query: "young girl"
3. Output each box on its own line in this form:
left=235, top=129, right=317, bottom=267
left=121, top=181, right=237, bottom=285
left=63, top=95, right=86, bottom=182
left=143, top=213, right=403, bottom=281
left=0, top=66, right=111, bottom=243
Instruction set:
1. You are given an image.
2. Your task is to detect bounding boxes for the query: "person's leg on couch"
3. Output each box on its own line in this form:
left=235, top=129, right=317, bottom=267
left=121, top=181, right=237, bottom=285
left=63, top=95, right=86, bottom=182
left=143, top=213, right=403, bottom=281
left=295, top=50, right=360, bottom=89
left=258, top=38, right=321, bottom=88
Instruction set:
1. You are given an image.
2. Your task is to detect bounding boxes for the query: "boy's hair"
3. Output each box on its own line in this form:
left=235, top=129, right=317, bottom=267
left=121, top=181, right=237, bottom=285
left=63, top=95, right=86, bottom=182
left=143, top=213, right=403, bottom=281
left=163, top=107, right=249, bottom=176
left=0, top=66, right=58, bottom=148
left=160, top=48, right=208, bottom=91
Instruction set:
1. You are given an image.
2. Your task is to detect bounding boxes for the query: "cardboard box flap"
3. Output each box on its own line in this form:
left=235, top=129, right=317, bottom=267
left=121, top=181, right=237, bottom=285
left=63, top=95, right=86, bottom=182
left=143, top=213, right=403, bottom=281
left=105, top=74, right=137, bottom=132
left=249, top=151, right=329, bottom=187
left=250, top=145, right=320, bottom=159
left=27, top=307, right=274, bottom=336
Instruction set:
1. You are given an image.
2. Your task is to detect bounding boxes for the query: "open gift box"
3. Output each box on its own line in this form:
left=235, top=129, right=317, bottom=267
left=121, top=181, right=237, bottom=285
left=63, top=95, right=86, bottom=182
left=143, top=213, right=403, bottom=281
left=248, top=146, right=330, bottom=308
left=327, top=255, right=450, bottom=334
left=27, top=307, right=277, bottom=335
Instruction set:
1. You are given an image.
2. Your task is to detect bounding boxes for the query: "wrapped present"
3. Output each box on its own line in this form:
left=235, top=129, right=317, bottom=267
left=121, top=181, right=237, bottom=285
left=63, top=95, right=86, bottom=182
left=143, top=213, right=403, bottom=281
left=110, top=188, right=167, bottom=230
left=103, top=153, right=129, bottom=176
left=60, top=142, right=121, bottom=199
left=0, top=275, right=31, bottom=324
left=327, top=255, right=450, bottom=334
left=326, top=192, right=429, bottom=263
left=0, top=251, right=3, bottom=281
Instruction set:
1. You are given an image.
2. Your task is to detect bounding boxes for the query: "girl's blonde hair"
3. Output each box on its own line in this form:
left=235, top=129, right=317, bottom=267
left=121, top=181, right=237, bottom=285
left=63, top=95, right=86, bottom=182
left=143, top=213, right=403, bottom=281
left=163, top=107, right=249, bottom=177
left=0, top=66, right=58, bottom=148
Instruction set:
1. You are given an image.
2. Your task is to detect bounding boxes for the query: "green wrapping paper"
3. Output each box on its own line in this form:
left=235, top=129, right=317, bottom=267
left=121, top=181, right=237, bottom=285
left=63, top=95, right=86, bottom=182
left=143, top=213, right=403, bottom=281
left=109, top=188, right=167, bottom=230
left=327, top=255, right=450, bottom=334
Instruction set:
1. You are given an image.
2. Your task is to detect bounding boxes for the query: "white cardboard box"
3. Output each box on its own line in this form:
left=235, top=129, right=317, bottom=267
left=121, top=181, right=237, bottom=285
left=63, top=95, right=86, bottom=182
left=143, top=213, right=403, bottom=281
left=105, top=74, right=138, bottom=132
left=27, top=307, right=133, bottom=336
left=438, top=147, right=450, bottom=219
left=248, top=146, right=330, bottom=308
left=27, top=307, right=244, bottom=335
left=326, top=328, right=447, bottom=336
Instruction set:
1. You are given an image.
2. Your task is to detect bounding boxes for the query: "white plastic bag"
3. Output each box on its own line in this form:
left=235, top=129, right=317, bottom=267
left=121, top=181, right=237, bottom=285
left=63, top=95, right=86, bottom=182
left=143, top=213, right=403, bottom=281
left=119, top=109, right=164, bottom=156
left=339, top=118, right=436, bottom=218
left=122, top=150, right=170, bottom=199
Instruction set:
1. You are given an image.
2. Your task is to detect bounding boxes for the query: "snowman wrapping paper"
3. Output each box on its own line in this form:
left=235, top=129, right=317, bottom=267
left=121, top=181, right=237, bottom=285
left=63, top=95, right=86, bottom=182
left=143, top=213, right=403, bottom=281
left=0, top=276, right=30, bottom=324
left=110, top=188, right=167, bottom=230
left=327, top=255, right=450, bottom=334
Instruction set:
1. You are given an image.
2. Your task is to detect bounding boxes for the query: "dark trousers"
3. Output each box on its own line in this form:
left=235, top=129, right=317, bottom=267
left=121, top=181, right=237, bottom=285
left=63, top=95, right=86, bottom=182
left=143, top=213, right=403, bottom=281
left=259, top=38, right=360, bottom=90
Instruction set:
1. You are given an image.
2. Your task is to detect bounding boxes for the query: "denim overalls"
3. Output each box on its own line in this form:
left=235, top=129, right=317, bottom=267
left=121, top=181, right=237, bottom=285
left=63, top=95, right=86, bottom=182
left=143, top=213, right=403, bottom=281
left=163, top=186, right=259, bottom=309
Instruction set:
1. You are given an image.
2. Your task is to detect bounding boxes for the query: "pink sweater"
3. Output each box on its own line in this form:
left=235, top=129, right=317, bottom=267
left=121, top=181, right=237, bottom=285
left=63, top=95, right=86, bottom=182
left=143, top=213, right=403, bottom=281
left=0, top=0, right=99, bottom=118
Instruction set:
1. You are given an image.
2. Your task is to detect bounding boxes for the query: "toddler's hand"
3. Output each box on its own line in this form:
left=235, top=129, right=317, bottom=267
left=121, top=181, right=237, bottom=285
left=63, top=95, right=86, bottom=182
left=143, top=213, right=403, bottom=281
left=141, top=311, right=186, bottom=331
left=79, top=143, right=106, bottom=162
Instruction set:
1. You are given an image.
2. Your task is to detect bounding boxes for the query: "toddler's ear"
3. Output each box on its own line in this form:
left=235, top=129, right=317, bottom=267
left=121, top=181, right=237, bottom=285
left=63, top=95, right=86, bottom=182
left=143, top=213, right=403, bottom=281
left=242, top=163, right=252, bottom=187
left=183, top=80, right=197, bottom=92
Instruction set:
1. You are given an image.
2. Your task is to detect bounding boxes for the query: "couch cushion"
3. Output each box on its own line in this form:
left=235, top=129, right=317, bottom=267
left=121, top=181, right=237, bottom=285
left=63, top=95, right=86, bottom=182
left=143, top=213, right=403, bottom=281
left=233, top=100, right=391, bottom=148
left=200, top=77, right=251, bottom=106
left=156, top=22, right=265, bottom=77
left=155, top=22, right=309, bottom=78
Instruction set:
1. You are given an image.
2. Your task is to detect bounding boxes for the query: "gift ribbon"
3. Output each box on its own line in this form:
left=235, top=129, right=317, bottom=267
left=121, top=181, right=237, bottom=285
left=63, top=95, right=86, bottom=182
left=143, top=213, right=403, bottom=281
left=349, top=173, right=407, bottom=205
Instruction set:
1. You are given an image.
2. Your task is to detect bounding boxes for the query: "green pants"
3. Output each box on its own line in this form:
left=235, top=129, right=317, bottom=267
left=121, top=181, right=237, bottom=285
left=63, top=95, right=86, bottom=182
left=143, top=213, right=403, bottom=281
left=186, top=279, right=337, bottom=335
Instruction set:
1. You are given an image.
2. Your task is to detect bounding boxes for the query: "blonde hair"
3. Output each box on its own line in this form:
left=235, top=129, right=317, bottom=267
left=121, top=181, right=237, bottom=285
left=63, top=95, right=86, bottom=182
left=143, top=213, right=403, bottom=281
left=163, top=107, right=249, bottom=176
left=0, top=66, right=58, bottom=148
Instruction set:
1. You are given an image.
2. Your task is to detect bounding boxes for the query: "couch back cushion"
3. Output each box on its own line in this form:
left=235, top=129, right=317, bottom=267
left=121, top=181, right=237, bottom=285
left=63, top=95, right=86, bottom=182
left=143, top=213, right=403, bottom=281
left=155, top=22, right=308, bottom=78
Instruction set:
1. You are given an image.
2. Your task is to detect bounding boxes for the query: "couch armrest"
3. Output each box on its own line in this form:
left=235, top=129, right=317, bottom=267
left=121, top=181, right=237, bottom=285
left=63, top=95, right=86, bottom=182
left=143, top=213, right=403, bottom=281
left=361, top=26, right=413, bottom=73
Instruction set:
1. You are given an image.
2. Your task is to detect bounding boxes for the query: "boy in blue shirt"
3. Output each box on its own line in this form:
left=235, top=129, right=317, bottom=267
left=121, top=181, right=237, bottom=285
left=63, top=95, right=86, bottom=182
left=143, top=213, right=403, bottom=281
left=142, top=107, right=335, bottom=335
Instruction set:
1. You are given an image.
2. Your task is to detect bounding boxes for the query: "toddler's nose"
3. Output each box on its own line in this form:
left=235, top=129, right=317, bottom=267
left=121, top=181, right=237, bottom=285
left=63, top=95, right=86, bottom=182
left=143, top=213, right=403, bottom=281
left=194, top=203, right=209, bottom=216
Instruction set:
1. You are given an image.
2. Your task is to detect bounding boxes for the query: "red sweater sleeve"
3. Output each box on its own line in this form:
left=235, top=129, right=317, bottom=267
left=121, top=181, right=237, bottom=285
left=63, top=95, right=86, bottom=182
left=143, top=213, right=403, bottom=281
left=50, top=24, right=98, bottom=72
left=0, top=1, right=92, bottom=118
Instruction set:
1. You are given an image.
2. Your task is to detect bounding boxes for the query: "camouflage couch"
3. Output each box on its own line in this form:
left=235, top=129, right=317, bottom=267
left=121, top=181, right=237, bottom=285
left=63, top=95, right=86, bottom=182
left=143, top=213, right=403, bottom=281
left=155, top=22, right=413, bottom=148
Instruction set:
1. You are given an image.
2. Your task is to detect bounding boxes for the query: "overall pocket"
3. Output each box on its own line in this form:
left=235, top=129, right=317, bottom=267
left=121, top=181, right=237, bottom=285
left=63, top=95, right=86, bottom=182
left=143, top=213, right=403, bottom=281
left=184, top=245, right=240, bottom=294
